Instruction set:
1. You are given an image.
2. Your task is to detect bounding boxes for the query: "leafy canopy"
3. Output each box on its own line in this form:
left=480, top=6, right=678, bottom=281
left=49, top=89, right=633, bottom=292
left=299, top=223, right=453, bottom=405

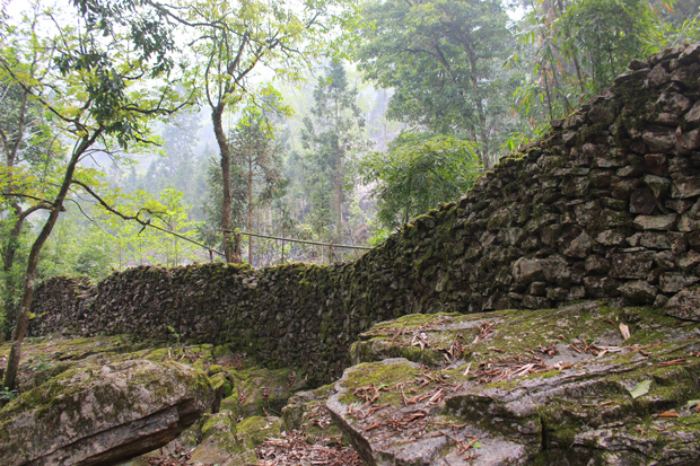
left=360, top=132, right=481, bottom=232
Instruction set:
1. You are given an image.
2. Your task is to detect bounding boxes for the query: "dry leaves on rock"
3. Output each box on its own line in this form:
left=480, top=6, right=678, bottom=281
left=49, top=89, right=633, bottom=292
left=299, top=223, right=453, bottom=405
left=569, top=339, right=622, bottom=357
left=353, top=384, right=386, bottom=404
left=145, top=448, right=191, bottom=466
left=473, top=355, right=549, bottom=383
left=472, top=321, right=496, bottom=344
left=411, top=331, right=430, bottom=350
left=442, top=337, right=465, bottom=363
left=257, top=431, right=363, bottom=466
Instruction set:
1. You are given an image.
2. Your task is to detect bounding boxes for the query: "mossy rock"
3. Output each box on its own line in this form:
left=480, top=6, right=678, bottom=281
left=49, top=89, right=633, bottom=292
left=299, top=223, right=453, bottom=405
left=281, top=384, right=343, bottom=441
left=0, top=359, right=214, bottom=465
left=328, top=304, right=700, bottom=465
left=225, top=365, right=306, bottom=419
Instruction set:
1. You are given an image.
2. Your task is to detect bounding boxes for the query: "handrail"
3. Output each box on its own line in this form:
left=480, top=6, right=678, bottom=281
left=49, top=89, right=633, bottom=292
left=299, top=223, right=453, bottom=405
left=235, top=230, right=372, bottom=251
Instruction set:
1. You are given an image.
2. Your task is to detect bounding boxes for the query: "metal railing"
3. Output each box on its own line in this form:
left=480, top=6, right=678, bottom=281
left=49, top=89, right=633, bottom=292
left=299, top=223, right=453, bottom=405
left=217, top=229, right=373, bottom=267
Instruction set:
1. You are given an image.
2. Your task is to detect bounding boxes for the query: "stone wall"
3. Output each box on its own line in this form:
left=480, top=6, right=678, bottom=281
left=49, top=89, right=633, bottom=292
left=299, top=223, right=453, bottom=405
left=30, top=44, right=700, bottom=383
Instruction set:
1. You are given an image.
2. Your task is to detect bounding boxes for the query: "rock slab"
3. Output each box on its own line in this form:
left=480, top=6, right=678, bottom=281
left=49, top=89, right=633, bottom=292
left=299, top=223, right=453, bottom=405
left=0, top=359, right=213, bottom=466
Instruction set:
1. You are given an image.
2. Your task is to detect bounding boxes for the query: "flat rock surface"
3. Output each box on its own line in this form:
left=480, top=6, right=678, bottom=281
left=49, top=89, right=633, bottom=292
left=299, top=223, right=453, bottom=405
left=328, top=303, right=700, bottom=465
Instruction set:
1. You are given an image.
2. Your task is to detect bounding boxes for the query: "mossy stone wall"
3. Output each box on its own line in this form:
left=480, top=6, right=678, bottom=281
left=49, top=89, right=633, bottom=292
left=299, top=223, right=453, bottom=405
left=30, top=44, right=700, bottom=383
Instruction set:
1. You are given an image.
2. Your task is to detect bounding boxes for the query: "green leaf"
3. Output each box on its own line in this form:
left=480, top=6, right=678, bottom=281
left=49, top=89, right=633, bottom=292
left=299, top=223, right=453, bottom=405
left=628, top=379, right=652, bottom=399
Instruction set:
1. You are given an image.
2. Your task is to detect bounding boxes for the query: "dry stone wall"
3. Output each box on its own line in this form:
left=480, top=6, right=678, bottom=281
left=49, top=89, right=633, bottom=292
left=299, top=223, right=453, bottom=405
left=30, top=44, right=700, bottom=383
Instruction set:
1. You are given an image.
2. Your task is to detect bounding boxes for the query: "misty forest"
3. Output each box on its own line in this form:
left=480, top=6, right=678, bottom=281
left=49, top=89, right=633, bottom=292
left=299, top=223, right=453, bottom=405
left=1, top=0, right=700, bottom=465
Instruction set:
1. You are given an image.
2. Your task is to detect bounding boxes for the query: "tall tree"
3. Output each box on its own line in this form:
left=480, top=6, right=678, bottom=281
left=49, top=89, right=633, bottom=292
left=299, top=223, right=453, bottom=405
left=140, top=109, right=207, bottom=214
left=558, top=0, right=654, bottom=93
left=0, top=76, right=62, bottom=336
left=1, top=1, right=185, bottom=390
left=352, top=0, right=516, bottom=166
left=229, top=98, right=286, bottom=265
left=301, top=61, right=366, bottom=243
left=181, top=0, right=335, bottom=262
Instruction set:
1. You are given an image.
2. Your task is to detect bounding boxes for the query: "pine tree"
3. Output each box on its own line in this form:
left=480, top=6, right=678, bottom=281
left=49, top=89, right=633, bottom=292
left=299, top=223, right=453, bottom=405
left=300, top=61, right=366, bottom=244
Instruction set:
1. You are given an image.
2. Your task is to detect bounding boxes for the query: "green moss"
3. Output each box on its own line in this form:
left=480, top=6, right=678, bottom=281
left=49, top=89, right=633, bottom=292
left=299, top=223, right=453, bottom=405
left=366, top=313, right=460, bottom=333
left=208, top=372, right=233, bottom=397
left=201, top=411, right=236, bottom=439
left=235, top=415, right=281, bottom=450
left=339, top=360, right=421, bottom=406
left=671, top=413, right=700, bottom=429
left=227, top=365, right=301, bottom=417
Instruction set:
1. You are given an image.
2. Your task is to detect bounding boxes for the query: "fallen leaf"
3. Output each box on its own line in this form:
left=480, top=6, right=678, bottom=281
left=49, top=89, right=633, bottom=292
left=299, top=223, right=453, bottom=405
left=628, top=379, right=652, bottom=399
left=364, top=422, right=383, bottom=432
left=462, top=362, right=472, bottom=377
left=656, top=409, right=680, bottom=418
left=619, top=322, right=631, bottom=340
left=427, top=388, right=445, bottom=405
left=658, top=358, right=685, bottom=367
left=411, top=331, right=430, bottom=350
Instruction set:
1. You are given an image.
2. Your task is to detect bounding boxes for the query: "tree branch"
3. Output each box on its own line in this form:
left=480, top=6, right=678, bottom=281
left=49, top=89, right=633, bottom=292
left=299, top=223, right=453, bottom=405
left=70, top=180, right=224, bottom=257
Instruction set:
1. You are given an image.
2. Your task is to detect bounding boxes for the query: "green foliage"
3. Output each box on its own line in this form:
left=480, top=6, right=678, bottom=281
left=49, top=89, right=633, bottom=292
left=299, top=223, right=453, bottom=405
left=360, top=132, right=481, bottom=231
left=94, top=187, right=205, bottom=268
left=558, top=0, right=654, bottom=93
left=643, top=0, right=700, bottom=52
left=511, top=0, right=700, bottom=127
left=70, top=0, right=176, bottom=75
left=38, top=210, right=114, bottom=281
left=39, top=185, right=204, bottom=278
left=0, top=385, right=17, bottom=404
left=300, top=60, right=367, bottom=243
left=351, top=0, right=516, bottom=165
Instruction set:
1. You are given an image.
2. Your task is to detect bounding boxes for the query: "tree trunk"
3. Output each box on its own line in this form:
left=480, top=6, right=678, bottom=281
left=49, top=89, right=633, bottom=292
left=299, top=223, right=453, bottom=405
left=2, top=210, right=26, bottom=338
left=542, top=60, right=554, bottom=122
left=212, top=105, right=239, bottom=263
left=464, top=43, right=490, bottom=167
left=247, top=155, right=254, bottom=265
left=3, top=133, right=92, bottom=389
left=334, top=155, right=344, bottom=243
left=2, top=91, right=30, bottom=338
left=555, top=0, right=586, bottom=94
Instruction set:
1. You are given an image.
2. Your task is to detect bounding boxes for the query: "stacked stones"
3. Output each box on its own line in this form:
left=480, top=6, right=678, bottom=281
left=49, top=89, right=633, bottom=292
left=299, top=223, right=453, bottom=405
left=29, top=44, right=700, bottom=382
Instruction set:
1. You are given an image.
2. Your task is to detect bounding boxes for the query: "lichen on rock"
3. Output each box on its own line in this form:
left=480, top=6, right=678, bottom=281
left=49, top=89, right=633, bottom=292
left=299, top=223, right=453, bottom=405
left=327, top=303, right=700, bottom=465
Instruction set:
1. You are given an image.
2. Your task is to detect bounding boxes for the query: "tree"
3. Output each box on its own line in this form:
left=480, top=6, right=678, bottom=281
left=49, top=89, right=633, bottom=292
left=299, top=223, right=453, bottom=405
left=300, top=60, right=366, bottom=243
left=180, top=0, right=336, bottom=263
left=229, top=96, right=286, bottom=265
left=352, top=0, right=516, bottom=166
left=510, top=0, right=694, bottom=128
left=1, top=1, right=185, bottom=390
left=74, top=185, right=206, bottom=269
left=360, top=132, right=481, bottom=234
left=0, top=73, right=63, bottom=336
left=558, top=0, right=654, bottom=94
left=138, top=109, right=208, bottom=220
